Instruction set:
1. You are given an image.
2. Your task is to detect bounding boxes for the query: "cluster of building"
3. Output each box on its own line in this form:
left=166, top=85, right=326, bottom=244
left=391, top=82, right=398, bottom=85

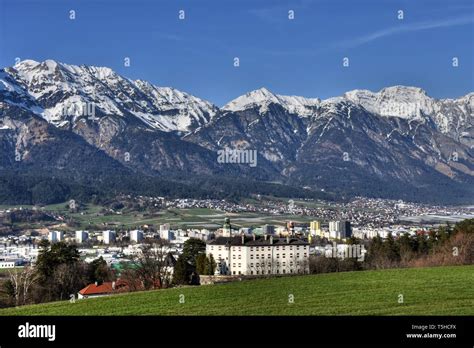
left=48, top=229, right=145, bottom=245
left=0, top=216, right=355, bottom=271
left=0, top=243, right=39, bottom=268
left=155, top=196, right=474, bottom=228
left=309, top=220, right=352, bottom=240
left=2, top=199, right=466, bottom=275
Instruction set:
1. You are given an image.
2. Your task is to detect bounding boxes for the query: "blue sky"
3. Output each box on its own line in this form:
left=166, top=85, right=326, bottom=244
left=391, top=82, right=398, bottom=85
left=0, top=0, right=473, bottom=106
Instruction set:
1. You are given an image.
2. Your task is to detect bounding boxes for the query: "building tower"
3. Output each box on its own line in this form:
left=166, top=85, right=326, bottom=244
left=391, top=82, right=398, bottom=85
left=223, top=217, right=232, bottom=237
left=310, top=221, right=321, bottom=237
left=287, top=221, right=295, bottom=236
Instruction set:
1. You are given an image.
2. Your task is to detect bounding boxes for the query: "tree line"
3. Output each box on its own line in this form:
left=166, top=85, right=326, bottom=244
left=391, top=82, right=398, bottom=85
left=0, top=170, right=333, bottom=206
left=309, top=219, right=474, bottom=274
left=2, top=240, right=113, bottom=306
left=0, top=237, right=216, bottom=308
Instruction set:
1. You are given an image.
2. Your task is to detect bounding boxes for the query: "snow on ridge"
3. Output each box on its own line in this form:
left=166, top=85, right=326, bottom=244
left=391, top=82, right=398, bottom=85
left=130, top=80, right=218, bottom=131
left=222, top=85, right=459, bottom=121
left=223, top=87, right=320, bottom=116
left=342, top=86, right=434, bottom=120
left=3, top=60, right=219, bottom=132
left=221, top=85, right=472, bottom=139
left=3, top=60, right=472, bottom=132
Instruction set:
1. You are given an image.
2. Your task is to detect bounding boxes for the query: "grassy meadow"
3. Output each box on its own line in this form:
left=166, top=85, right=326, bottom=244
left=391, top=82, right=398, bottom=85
left=1, top=265, right=472, bottom=316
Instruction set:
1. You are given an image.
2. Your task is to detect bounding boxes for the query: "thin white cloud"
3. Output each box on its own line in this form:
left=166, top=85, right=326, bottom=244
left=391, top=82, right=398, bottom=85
left=335, top=15, right=474, bottom=49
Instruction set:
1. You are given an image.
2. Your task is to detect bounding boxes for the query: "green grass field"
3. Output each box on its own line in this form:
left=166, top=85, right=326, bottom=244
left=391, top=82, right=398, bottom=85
left=1, top=265, right=472, bottom=316
left=2, top=200, right=320, bottom=230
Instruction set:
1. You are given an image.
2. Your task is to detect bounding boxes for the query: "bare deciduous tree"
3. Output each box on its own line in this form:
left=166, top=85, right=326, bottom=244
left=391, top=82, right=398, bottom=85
left=8, top=266, right=38, bottom=306
left=127, top=239, right=174, bottom=290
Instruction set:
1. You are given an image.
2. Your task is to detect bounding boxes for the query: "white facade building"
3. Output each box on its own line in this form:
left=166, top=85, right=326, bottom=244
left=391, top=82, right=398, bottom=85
left=48, top=231, right=64, bottom=243
left=0, top=260, right=21, bottom=268
left=130, top=230, right=144, bottom=243
left=159, top=224, right=173, bottom=241
left=160, top=229, right=174, bottom=241
left=206, top=235, right=310, bottom=276
left=103, top=230, right=116, bottom=244
left=75, top=230, right=89, bottom=244
left=328, top=221, right=351, bottom=240
left=160, top=224, right=170, bottom=233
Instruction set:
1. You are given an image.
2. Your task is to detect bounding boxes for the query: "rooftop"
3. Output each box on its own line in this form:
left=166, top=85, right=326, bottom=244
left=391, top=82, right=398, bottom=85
left=78, top=280, right=127, bottom=295
left=207, top=236, right=309, bottom=247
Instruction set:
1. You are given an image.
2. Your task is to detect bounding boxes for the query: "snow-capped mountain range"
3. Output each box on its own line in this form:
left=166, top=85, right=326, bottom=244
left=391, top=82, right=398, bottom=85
left=2, top=59, right=472, bottom=137
left=1, top=60, right=473, bottom=204
left=1, top=59, right=218, bottom=132
left=223, top=86, right=473, bottom=144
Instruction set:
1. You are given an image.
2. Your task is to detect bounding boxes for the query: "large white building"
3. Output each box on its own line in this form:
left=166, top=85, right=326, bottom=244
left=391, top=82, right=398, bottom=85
left=75, top=230, right=89, bottom=244
left=48, top=231, right=64, bottom=243
left=160, top=224, right=170, bottom=233
left=103, top=230, right=116, bottom=244
left=206, top=235, right=310, bottom=276
left=130, top=230, right=144, bottom=243
left=160, top=229, right=174, bottom=241
left=328, top=221, right=352, bottom=240
left=0, top=259, right=22, bottom=268
left=159, top=224, right=173, bottom=241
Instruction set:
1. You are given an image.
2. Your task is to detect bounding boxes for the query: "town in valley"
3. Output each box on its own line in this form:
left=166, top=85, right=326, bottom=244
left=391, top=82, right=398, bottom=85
left=0, top=195, right=472, bottom=301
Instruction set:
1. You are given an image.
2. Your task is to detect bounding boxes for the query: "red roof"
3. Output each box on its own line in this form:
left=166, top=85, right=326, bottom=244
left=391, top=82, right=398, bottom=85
left=79, top=280, right=127, bottom=295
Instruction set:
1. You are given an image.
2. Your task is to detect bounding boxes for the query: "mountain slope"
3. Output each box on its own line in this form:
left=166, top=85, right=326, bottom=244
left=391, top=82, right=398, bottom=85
left=1, top=60, right=236, bottom=177
left=1, top=60, right=473, bottom=204
left=189, top=88, right=474, bottom=202
left=343, top=86, right=474, bottom=148
left=4, top=59, right=218, bottom=133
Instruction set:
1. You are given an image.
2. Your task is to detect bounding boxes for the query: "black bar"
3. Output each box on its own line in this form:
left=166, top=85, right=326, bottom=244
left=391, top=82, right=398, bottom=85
left=0, top=316, right=472, bottom=346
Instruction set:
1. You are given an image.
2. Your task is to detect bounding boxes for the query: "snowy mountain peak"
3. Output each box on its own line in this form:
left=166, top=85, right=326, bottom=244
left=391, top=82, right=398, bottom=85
left=223, top=87, right=278, bottom=111
left=83, top=65, right=116, bottom=80
left=14, top=59, right=40, bottom=69
left=12, top=59, right=117, bottom=84
left=1, top=60, right=218, bottom=132
left=381, top=85, right=427, bottom=95
left=224, top=85, right=440, bottom=119
left=42, top=59, right=59, bottom=70
left=223, top=87, right=320, bottom=116
left=343, top=86, right=434, bottom=119
left=249, top=87, right=277, bottom=98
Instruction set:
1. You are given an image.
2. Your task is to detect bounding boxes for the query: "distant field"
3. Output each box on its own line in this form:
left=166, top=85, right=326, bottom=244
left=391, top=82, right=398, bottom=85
left=2, top=201, right=319, bottom=230
left=0, top=267, right=22, bottom=273
left=1, top=265, right=472, bottom=316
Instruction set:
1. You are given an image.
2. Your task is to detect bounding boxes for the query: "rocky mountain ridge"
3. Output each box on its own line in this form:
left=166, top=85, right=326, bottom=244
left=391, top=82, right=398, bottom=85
left=1, top=60, right=472, bottom=204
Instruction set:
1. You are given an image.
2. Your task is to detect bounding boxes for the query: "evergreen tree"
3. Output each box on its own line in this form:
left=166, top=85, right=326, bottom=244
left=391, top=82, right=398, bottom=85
left=366, top=235, right=383, bottom=266
left=34, top=242, right=85, bottom=302
left=383, top=233, right=400, bottom=263
left=453, top=218, right=474, bottom=235
left=35, top=242, right=80, bottom=282
left=87, top=256, right=113, bottom=283
left=416, top=233, right=428, bottom=254
left=173, top=255, right=192, bottom=285
left=398, top=233, right=414, bottom=262
left=437, top=225, right=450, bottom=245
left=207, top=254, right=217, bottom=275
left=195, top=254, right=208, bottom=275
left=182, top=238, right=206, bottom=267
